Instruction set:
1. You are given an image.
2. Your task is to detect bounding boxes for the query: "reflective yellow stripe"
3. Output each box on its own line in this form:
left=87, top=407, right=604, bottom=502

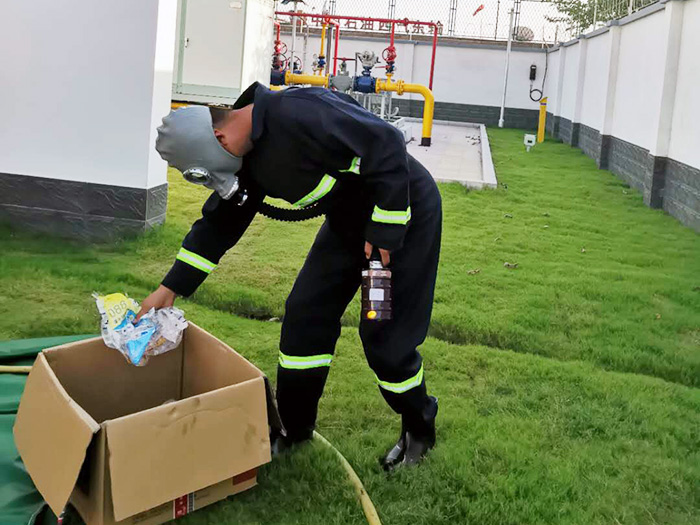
left=176, top=248, right=217, bottom=274
left=294, top=175, right=337, bottom=208
left=279, top=351, right=333, bottom=370
left=371, top=205, right=412, bottom=225
left=376, top=365, right=424, bottom=393
left=339, top=156, right=361, bottom=174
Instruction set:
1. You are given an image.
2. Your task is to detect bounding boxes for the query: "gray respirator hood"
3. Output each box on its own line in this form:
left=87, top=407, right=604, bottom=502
left=155, top=105, right=242, bottom=200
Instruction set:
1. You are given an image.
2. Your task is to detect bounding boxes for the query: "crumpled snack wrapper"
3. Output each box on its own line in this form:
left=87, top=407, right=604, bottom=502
left=93, top=292, right=188, bottom=366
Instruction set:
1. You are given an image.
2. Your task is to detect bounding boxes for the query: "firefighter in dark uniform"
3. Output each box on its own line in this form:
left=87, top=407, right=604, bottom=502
left=141, top=82, right=442, bottom=470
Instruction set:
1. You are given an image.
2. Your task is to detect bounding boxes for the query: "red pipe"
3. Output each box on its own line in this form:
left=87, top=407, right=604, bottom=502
left=276, top=12, right=438, bottom=89
left=429, top=25, right=438, bottom=90
left=274, top=20, right=281, bottom=42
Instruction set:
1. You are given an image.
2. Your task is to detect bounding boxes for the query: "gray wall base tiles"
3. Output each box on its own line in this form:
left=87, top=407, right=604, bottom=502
left=549, top=121, right=699, bottom=232
left=599, top=135, right=612, bottom=169
left=663, top=159, right=700, bottom=230
left=606, top=136, right=653, bottom=200
left=0, top=172, right=167, bottom=241
left=579, top=124, right=602, bottom=163
left=570, top=123, right=581, bottom=148
left=545, top=113, right=560, bottom=137
left=648, top=156, right=667, bottom=209
left=393, top=99, right=540, bottom=130
left=558, top=117, right=573, bottom=145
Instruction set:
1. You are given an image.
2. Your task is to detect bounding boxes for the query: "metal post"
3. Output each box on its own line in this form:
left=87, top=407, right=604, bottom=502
left=388, top=0, right=396, bottom=20
left=537, top=97, right=548, bottom=142
left=290, top=1, right=298, bottom=72
left=325, top=24, right=333, bottom=76
left=593, top=0, right=598, bottom=28
left=302, top=21, right=308, bottom=74
left=495, top=0, right=500, bottom=39
left=498, top=6, right=515, bottom=128
left=448, top=0, right=458, bottom=36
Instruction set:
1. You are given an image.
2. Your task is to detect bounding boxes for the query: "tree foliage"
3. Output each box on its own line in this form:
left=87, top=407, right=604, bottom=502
left=546, top=0, right=634, bottom=34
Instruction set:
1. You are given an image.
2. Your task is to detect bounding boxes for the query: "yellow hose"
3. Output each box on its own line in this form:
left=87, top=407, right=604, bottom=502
left=313, top=431, right=382, bottom=525
left=0, top=365, right=32, bottom=374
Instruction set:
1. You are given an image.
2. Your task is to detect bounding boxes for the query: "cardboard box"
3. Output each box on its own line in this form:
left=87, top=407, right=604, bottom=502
left=14, top=323, right=280, bottom=524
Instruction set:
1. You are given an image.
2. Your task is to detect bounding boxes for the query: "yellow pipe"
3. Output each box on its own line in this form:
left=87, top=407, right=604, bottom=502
left=285, top=70, right=329, bottom=88
left=376, top=78, right=434, bottom=146
left=537, top=97, right=548, bottom=143
left=313, top=432, right=382, bottom=525
left=318, top=24, right=328, bottom=75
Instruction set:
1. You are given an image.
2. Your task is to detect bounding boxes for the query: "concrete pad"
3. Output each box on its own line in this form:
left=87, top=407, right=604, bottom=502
left=406, top=120, right=497, bottom=189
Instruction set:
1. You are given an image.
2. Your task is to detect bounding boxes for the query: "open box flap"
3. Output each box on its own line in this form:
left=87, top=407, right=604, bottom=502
left=106, top=376, right=271, bottom=521
left=184, top=323, right=283, bottom=432
left=13, top=353, right=100, bottom=517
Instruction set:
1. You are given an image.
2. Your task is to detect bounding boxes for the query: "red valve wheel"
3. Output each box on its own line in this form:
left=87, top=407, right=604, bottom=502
left=382, top=46, right=397, bottom=63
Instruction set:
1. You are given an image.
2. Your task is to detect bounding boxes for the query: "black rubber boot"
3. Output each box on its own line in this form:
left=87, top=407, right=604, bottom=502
left=270, top=428, right=312, bottom=456
left=381, top=396, right=438, bottom=471
left=379, top=422, right=407, bottom=471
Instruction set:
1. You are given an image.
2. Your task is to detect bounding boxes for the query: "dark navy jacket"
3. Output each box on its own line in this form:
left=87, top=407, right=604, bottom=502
left=163, top=82, right=413, bottom=297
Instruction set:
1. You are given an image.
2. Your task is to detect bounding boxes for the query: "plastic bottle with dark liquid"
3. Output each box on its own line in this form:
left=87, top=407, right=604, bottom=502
left=361, top=247, right=392, bottom=321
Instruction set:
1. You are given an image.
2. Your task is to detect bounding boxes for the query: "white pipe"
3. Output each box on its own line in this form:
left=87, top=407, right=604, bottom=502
left=290, top=1, right=298, bottom=71
left=302, top=22, right=308, bottom=74
left=498, top=6, right=515, bottom=128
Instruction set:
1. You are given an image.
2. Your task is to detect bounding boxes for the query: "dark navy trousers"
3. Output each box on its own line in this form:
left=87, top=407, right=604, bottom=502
left=276, top=157, right=442, bottom=440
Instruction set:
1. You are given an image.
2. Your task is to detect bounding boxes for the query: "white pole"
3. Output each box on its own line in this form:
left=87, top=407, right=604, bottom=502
left=498, top=7, right=515, bottom=128
left=303, top=21, right=309, bottom=74
left=593, top=0, right=598, bottom=28
left=290, top=1, right=298, bottom=71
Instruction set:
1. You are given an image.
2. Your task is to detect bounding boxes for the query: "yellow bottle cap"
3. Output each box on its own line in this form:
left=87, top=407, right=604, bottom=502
left=367, top=310, right=377, bottom=320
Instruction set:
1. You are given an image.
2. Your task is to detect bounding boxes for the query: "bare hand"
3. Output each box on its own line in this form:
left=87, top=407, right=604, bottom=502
left=135, top=285, right=177, bottom=321
left=364, top=241, right=391, bottom=266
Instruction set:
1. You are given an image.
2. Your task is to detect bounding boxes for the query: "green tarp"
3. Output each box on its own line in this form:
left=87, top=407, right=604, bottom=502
left=0, top=335, right=94, bottom=525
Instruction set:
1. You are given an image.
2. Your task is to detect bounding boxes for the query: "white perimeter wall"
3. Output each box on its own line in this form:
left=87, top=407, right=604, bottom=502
left=543, top=47, right=560, bottom=113
left=668, top=0, right=700, bottom=168
left=290, top=34, right=546, bottom=111
left=0, top=0, right=177, bottom=189
left=559, top=43, right=580, bottom=121
left=610, top=10, right=666, bottom=150
left=579, top=32, right=610, bottom=131
left=546, top=0, right=699, bottom=171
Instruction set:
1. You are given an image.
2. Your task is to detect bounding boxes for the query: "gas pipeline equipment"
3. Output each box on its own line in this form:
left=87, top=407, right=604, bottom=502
left=271, top=13, right=437, bottom=147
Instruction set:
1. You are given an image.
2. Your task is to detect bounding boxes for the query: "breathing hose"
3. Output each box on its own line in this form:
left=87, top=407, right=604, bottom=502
left=258, top=200, right=326, bottom=222
left=313, top=431, right=382, bottom=525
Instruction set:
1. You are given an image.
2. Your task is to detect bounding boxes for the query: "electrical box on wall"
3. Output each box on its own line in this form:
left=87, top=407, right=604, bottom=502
left=172, top=0, right=274, bottom=104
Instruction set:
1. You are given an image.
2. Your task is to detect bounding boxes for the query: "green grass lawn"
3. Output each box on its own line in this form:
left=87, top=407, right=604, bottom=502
left=1, top=128, right=699, bottom=524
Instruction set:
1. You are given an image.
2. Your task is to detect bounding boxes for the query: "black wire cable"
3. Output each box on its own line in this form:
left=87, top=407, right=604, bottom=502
left=529, top=45, right=549, bottom=102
